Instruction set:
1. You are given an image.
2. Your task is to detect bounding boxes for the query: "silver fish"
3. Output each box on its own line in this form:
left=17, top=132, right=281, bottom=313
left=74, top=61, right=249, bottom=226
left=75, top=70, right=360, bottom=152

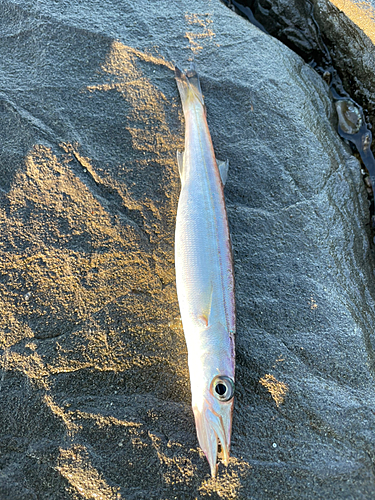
left=174, top=65, right=236, bottom=478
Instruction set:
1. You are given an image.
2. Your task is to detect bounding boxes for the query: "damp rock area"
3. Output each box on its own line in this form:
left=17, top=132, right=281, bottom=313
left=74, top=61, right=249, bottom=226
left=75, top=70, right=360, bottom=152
left=223, top=0, right=375, bottom=124
left=223, top=0, right=375, bottom=213
left=1, top=1, right=375, bottom=499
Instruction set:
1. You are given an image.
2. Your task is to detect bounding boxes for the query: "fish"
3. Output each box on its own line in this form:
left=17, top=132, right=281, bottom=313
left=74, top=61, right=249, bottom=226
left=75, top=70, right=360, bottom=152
left=174, top=64, right=236, bottom=478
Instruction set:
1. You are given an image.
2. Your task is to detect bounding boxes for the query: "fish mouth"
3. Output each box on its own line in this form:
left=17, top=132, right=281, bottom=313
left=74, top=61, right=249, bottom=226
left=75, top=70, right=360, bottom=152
left=193, top=398, right=233, bottom=478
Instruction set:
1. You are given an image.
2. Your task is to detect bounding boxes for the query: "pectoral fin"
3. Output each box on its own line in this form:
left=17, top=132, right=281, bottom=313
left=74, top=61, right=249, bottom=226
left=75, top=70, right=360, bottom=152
left=198, top=314, right=209, bottom=327
left=217, top=159, right=229, bottom=185
left=197, top=282, right=213, bottom=328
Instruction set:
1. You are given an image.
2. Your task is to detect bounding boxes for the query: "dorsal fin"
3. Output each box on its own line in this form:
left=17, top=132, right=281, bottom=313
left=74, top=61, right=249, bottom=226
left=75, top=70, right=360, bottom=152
left=217, top=159, right=229, bottom=185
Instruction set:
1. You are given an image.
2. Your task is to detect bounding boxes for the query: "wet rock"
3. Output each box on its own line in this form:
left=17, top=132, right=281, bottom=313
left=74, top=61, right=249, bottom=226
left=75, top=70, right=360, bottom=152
left=334, top=97, right=375, bottom=187
left=312, top=0, right=375, bottom=124
left=228, top=0, right=375, bottom=143
left=224, top=0, right=333, bottom=66
left=1, top=0, right=375, bottom=499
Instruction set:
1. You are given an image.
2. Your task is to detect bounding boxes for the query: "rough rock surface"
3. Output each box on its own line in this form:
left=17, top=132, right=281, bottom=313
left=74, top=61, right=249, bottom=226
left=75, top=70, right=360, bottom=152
left=1, top=1, right=375, bottom=499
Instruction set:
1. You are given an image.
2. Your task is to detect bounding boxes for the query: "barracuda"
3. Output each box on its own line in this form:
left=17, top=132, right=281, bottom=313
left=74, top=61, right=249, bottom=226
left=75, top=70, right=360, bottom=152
left=174, top=64, right=236, bottom=478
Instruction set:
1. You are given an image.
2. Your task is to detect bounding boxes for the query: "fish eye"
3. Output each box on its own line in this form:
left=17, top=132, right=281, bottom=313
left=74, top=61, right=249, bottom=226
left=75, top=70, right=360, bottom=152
left=211, top=375, right=235, bottom=402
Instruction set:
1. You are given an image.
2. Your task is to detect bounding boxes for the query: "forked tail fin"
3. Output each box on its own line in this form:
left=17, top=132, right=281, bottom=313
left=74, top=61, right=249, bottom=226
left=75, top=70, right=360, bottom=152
left=175, top=64, right=205, bottom=114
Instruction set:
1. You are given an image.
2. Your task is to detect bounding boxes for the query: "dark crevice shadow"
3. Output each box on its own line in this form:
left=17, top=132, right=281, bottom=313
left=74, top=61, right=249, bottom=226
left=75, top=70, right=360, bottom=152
left=66, top=146, right=150, bottom=246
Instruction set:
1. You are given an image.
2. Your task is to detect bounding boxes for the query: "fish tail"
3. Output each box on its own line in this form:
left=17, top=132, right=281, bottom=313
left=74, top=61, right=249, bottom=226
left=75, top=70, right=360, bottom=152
left=175, top=64, right=205, bottom=112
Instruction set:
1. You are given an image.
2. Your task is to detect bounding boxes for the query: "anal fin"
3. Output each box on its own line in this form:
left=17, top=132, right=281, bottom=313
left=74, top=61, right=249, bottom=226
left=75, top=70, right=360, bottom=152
left=177, top=150, right=184, bottom=179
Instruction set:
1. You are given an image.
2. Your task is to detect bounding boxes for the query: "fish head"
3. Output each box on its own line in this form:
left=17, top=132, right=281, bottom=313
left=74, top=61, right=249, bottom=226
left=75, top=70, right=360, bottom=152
left=192, top=375, right=235, bottom=477
left=187, top=322, right=235, bottom=478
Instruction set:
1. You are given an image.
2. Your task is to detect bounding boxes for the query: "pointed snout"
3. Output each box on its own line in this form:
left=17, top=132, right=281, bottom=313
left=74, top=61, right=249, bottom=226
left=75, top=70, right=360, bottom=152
left=193, top=398, right=233, bottom=478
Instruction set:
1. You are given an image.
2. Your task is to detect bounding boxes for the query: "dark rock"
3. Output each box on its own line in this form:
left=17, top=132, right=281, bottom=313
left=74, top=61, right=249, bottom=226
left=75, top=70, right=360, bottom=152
left=312, top=0, right=375, bottom=129
left=227, top=0, right=375, bottom=144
